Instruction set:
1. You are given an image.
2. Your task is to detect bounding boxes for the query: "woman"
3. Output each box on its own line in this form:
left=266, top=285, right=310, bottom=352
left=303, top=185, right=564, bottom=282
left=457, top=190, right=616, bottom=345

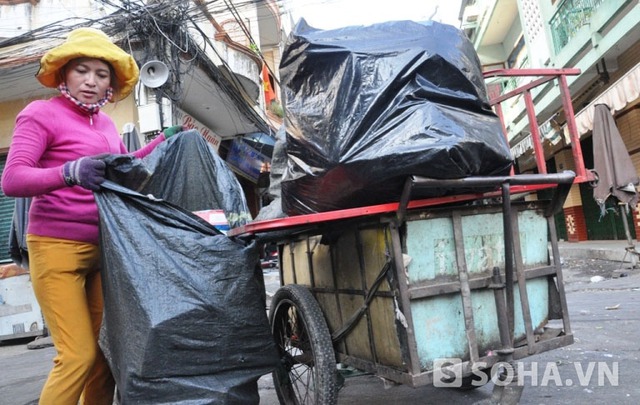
left=1, top=27, right=180, bottom=404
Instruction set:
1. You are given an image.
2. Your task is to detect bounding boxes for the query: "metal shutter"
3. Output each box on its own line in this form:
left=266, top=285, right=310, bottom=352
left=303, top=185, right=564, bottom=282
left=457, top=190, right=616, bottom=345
left=0, top=156, right=16, bottom=263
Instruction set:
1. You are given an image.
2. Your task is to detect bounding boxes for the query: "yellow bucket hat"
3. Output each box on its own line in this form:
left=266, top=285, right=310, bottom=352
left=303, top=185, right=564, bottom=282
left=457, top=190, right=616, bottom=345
left=36, top=27, right=139, bottom=101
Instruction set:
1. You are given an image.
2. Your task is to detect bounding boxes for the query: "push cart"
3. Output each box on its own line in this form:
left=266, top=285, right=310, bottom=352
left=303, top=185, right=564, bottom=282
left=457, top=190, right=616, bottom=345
left=232, top=171, right=574, bottom=404
left=229, top=69, right=594, bottom=404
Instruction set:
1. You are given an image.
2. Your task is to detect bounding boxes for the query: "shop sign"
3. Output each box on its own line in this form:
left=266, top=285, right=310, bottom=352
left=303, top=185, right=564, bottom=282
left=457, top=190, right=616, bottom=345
left=175, top=109, right=222, bottom=151
left=226, top=138, right=270, bottom=182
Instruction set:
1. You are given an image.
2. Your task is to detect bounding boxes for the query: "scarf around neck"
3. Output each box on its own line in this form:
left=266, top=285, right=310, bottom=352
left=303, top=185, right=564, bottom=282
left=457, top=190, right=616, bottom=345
left=58, top=82, right=113, bottom=119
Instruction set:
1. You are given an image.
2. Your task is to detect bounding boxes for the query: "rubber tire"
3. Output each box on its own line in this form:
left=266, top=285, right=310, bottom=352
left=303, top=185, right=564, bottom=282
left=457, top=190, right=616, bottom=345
left=269, top=284, right=338, bottom=404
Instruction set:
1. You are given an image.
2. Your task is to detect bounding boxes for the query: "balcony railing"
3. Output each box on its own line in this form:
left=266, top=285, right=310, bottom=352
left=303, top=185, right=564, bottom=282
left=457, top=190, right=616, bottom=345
left=550, top=0, right=604, bottom=54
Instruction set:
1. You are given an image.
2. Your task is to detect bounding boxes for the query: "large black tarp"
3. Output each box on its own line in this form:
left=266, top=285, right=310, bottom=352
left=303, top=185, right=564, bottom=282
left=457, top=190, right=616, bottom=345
left=279, top=19, right=513, bottom=215
left=95, top=131, right=278, bottom=404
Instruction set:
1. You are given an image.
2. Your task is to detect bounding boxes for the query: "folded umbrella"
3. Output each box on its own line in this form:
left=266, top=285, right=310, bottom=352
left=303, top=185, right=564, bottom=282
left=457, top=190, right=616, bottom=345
left=592, top=103, right=639, bottom=215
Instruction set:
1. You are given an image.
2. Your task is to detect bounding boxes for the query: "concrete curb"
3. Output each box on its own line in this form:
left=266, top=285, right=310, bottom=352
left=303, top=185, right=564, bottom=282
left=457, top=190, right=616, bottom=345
left=558, top=241, right=640, bottom=263
left=26, top=335, right=53, bottom=350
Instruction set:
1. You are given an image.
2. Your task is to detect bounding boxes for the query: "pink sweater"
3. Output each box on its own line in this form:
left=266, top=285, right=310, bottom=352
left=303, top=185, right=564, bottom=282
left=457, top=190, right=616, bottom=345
left=2, top=96, right=165, bottom=245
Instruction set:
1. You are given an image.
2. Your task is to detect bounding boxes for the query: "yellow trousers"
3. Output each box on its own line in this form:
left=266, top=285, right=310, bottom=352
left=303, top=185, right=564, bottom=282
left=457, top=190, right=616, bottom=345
left=27, top=234, right=115, bottom=405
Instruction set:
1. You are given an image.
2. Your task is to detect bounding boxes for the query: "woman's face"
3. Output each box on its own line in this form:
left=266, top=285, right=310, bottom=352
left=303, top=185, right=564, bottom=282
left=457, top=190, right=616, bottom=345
left=64, top=58, right=112, bottom=104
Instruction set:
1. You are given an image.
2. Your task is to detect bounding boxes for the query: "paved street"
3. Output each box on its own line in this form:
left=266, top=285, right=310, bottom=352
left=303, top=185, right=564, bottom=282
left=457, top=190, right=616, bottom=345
left=2, top=259, right=639, bottom=404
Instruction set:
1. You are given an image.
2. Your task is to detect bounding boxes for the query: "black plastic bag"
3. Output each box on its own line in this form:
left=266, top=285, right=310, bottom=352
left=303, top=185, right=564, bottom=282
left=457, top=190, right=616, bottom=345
left=103, top=130, right=252, bottom=227
left=279, top=19, right=513, bottom=215
left=95, top=132, right=278, bottom=404
left=255, top=125, right=288, bottom=221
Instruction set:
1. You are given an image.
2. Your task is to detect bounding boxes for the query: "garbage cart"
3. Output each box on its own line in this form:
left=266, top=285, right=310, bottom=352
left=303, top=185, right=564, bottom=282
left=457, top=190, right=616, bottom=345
left=230, top=170, right=577, bottom=404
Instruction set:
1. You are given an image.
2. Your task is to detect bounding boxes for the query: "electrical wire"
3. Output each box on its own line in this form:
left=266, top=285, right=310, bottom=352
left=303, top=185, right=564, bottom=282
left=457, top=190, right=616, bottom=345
left=220, top=0, right=281, bottom=86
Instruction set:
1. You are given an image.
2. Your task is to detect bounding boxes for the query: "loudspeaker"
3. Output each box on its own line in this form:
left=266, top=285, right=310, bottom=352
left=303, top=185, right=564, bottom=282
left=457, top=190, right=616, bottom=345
left=140, top=60, right=169, bottom=88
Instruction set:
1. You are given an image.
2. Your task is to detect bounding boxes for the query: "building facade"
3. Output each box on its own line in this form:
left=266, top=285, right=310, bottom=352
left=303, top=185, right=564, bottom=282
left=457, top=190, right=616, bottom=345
left=461, top=0, right=640, bottom=242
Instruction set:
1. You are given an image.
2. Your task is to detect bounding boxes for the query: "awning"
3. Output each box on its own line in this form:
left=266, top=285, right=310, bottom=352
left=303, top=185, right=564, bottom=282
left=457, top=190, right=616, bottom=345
left=572, top=62, right=640, bottom=136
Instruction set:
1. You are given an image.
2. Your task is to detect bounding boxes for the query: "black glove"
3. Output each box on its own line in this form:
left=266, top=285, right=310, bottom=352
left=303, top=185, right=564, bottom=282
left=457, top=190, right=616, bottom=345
left=62, top=156, right=106, bottom=191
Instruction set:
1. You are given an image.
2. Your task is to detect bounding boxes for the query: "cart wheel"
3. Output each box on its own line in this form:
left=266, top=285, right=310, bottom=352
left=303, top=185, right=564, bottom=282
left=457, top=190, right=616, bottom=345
left=269, top=284, right=338, bottom=405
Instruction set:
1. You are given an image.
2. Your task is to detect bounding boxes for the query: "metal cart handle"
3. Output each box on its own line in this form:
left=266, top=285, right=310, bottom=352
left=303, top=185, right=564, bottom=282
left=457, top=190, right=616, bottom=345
left=398, top=170, right=576, bottom=223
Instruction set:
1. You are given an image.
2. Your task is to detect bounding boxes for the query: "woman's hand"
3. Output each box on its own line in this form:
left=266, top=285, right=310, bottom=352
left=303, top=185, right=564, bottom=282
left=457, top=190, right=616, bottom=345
left=62, top=156, right=107, bottom=191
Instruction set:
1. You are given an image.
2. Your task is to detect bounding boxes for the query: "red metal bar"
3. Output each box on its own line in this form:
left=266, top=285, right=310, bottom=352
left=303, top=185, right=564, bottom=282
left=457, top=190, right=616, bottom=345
left=523, top=90, right=547, bottom=174
left=483, top=68, right=581, bottom=78
left=489, top=75, right=555, bottom=105
left=483, top=67, right=594, bottom=183
left=558, top=74, right=589, bottom=181
left=228, top=183, right=562, bottom=237
left=492, top=103, right=515, bottom=176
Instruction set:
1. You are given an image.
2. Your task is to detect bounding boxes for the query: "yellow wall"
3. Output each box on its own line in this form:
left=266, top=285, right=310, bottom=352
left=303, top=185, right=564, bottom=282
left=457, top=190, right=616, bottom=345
left=1, top=93, right=140, bottom=151
left=102, top=95, right=140, bottom=136
left=554, top=148, right=584, bottom=208
left=0, top=91, right=56, bottom=149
